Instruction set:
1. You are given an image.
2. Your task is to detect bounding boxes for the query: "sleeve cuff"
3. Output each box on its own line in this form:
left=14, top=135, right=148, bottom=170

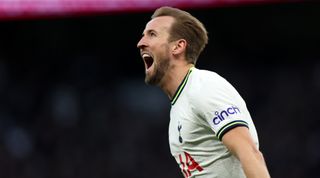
left=216, top=120, right=249, bottom=141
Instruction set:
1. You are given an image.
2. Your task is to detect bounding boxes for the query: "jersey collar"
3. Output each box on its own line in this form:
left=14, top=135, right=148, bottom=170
left=171, top=67, right=194, bottom=105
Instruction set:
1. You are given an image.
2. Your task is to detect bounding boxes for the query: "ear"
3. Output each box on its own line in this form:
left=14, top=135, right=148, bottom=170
left=172, top=39, right=187, bottom=56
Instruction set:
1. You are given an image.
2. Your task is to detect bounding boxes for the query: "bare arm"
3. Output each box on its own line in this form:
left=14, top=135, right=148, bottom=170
left=222, top=127, right=271, bottom=178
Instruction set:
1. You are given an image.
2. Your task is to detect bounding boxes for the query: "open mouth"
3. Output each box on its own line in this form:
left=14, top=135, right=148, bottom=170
left=142, top=53, right=154, bottom=70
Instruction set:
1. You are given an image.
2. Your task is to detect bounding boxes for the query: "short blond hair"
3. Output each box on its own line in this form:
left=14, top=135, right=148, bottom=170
left=152, top=6, right=208, bottom=64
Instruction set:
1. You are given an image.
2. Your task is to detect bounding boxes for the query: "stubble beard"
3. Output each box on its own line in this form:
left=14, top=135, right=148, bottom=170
left=145, top=56, right=170, bottom=86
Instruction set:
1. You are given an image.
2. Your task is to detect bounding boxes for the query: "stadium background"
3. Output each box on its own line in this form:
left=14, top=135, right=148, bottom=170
left=0, top=1, right=319, bottom=178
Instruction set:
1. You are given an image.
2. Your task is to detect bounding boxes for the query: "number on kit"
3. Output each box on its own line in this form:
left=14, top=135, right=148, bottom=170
left=179, top=152, right=203, bottom=177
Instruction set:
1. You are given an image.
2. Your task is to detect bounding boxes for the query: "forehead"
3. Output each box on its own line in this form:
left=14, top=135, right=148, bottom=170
left=144, top=16, right=175, bottom=33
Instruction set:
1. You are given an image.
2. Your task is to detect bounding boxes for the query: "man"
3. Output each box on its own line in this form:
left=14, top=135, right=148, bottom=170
left=137, top=6, right=270, bottom=178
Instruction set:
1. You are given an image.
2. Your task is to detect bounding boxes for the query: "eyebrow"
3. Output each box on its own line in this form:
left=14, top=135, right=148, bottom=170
left=142, top=29, right=157, bottom=36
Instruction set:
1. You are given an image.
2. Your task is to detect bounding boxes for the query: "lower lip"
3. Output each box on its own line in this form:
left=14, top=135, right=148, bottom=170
left=146, top=64, right=153, bottom=73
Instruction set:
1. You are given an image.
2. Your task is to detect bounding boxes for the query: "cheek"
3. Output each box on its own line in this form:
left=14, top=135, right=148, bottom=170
left=158, top=42, right=170, bottom=52
left=152, top=43, right=171, bottom=60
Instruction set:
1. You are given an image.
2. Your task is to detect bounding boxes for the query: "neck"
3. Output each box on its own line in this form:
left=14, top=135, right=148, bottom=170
left=159, top=63, right=194, bottom=100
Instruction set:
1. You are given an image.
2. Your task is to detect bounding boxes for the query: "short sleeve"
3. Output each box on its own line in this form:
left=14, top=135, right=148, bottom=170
left=191, top=74, right=249, bottom=141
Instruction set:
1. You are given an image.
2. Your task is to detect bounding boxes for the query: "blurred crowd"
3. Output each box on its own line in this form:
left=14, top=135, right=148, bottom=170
left=0, top=2, right=319, bottom=178
left=0, top=53, right=319, bottom=178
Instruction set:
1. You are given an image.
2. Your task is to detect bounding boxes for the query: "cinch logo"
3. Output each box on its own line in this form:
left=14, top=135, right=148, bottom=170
left=212, top=106, right=241, bottom=125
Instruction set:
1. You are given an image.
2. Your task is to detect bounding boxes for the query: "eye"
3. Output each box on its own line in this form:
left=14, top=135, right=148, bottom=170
left=150, top=31, right=156, bottom=37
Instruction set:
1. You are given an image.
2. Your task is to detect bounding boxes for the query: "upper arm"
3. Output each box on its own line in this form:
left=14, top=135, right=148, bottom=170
left=222, top=126, right=259, bottom=159
left=190, top=71, right=254, bottom=142
left=222, top=125, right=271, bottom=178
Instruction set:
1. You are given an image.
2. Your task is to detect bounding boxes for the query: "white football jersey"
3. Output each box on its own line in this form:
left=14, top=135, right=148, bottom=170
left=169, top=67, right=259, bottom=178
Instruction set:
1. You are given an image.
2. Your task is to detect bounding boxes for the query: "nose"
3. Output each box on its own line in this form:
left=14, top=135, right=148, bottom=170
left=137, top=36, right=147, bottom=49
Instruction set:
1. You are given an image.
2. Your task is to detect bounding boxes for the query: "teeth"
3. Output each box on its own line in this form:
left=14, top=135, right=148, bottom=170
left=142, top=54, right=151, bottom=58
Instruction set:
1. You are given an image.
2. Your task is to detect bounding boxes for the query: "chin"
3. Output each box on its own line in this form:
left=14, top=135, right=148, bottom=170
left=145, top=74, right=160, bottom=86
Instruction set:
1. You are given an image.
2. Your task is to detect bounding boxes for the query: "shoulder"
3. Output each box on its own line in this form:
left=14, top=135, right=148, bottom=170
left=191, top=68, right=230, bottom=87
left=188, top=68, right=232, bottom=100
left=187, top=68, right=222, bottom=110
left=187, top=68, right=243, bottom=114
